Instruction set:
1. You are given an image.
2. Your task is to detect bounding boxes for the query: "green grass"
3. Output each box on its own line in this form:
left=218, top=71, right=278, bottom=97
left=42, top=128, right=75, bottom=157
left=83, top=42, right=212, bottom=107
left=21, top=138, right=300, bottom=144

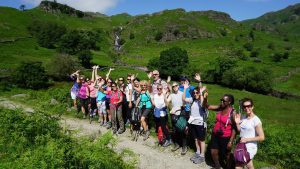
left=274, top=72, right=300, bottom=96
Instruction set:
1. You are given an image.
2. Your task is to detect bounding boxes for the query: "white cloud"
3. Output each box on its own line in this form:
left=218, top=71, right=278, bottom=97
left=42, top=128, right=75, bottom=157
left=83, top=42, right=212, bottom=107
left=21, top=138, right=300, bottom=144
left=22, top=0, right=120, bottom=13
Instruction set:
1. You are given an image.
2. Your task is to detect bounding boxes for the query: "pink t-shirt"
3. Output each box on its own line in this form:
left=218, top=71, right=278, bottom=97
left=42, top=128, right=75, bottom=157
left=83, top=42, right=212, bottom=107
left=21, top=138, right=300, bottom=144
left=213, top=108, right=233, bottom=138
left=88, top=83, right=97, bottom=98
left=108, top=90, right=122, bottom=105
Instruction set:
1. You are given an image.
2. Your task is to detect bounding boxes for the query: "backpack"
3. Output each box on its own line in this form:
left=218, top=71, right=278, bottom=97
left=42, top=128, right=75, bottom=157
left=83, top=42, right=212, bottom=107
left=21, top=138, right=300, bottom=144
left=191, top=100, right=209, bottom=127
left=131, top=107, right=141, bottom=130
left=234, top=143, right=251, bottom=165
left=175, top=116, right=187, bottom=132
left=157, top=126, right=168, bottom=145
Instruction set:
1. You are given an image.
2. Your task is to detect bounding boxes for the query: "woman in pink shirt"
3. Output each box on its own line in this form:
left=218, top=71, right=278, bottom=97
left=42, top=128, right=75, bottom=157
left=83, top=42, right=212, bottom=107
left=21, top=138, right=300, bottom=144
left=203, top=92, right=236, bottom=169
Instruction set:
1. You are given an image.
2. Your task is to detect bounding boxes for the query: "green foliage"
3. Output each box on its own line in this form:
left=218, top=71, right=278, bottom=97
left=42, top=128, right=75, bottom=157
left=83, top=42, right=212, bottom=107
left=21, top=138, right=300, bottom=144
left=220, top=28, right=227, bottom=36
left=256, top=124, right=300, bottom=169
left=249, top=30, right=255, bottom=40
left=268, top=42, right=275, bottom=50
left=148, top=47, right=189, bottom=79
left=40, top=1, right=84, bottom=17
left=0, top=109, right=133, bottom=169
left=211, top=56, right=237, bottom=83
left=129, top=32, right=135, bottom=39
left=14, top=62, right=49, bottom=90
left=250, top=49, right=260, bottom=57
left=147, top=57, right=160, bottom=70
left=48, top=54, right=82, bottom=81
left=27, top=20, right=67, bottom=48
left=78, top=50, right=93, bottom=68
left=222, top=66, right=273, bottom=94
left=282, top=51, right=289, bottom=59
left=58, top=30, right=100, bottom=55
left=243, top=42, right=254, bottom=51
left=155, top=31, right=163, bottom=41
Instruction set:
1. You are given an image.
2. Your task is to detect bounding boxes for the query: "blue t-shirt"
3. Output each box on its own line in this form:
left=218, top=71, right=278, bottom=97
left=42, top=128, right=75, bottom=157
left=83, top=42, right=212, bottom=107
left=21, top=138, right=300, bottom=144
left=97, top=86, right=107, bottom=102
left=139, top=92, right=152, bottom=109
left=179, top=85, right=195, bottom=111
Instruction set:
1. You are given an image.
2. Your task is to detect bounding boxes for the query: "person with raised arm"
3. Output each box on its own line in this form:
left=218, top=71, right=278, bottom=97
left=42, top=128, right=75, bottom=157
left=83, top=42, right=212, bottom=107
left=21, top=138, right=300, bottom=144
left=234, top=98, right=265, bottom=169
left=148, top=70, right=168, bottom=95
left=70, top=70, right=80, bottom=110
left=104, top=68, right=114, bottom=129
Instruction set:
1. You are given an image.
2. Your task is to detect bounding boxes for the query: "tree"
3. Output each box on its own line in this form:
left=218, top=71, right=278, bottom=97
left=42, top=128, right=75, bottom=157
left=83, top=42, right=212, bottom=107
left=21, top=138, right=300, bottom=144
left=243, top=42, right=253, bottom=51
left=19, top=4, right=26, bottom=11
left=14, top=62, right=49, bottom=90
left=78, top=50, right=93, bottom=68
left=155, top=31, right=163, bottom=41
left=147, top=47, right=189, bottom=79
left=211, top=56, right=237, bottom=83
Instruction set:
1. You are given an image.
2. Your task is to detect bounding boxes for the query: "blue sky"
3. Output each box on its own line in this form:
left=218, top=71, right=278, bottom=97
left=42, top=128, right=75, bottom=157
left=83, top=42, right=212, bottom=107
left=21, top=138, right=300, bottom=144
left=1, top=0, right=299, bottom=21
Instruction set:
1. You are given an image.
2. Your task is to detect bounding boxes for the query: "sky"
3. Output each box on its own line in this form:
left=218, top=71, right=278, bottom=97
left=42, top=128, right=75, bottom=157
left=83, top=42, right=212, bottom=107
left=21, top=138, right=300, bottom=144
left=1, top=0, right=300, bottom=21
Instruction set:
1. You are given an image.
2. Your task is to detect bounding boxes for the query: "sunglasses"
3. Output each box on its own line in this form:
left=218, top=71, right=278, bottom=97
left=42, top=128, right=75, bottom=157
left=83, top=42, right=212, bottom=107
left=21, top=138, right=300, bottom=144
left=141, top=84, right=147, bottom=87
left=172, top=85, right=178, bottom=87
left=157, top=88, right=163, bottom=90
left=118, top=79, right=123, bottom=81
left=194, top=91, right=200, bottom=94
left=220, top=99, right=228, bottom=103
left=127, top=79, right=131, bottom=80
left=243, top=104, right=252, bottom=109
left=153, top=74, right=158, bottom=76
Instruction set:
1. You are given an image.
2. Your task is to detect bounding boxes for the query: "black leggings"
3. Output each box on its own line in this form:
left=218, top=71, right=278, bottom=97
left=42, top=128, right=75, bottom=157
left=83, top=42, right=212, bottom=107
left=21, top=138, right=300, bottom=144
left=155, top=116, right=170, bottom=140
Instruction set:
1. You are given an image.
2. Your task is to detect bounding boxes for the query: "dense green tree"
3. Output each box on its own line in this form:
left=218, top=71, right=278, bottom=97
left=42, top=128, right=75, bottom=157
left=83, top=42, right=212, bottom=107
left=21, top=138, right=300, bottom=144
left=14, top=62, right=49, bottom=90
left=155, top=31, right=163, bottom=41
left=78, top=50, right=93, bottom=68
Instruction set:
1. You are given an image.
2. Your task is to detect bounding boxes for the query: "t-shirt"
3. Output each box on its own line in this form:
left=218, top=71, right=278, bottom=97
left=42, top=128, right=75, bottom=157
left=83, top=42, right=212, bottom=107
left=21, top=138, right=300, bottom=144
left=125, top=83, right=134, bottom=102
left=153, top=94, right=166, bottom=109
left=108, top=90, right=122, bottom=105
left=89, top=83, right=97, bottom=98
left=152, top=79, right=168, bottom=95
left=179, top=85, right=195, bottom=111
left=70, top=75, right=79, bottom=94
left=213, top=108, right=234, bottom=138
left=188, top=99, right=204, bottom=125
left=78, top=83, right=89, bottom=99
left=240, top=115, right=262, bottom=150
left=96, top=86, right=106, bottom=102
left=105, top=86, right=112, bottom=99
left=139, top=92, right=152, bottom=109
left=168, top=91, right=183, bottom=115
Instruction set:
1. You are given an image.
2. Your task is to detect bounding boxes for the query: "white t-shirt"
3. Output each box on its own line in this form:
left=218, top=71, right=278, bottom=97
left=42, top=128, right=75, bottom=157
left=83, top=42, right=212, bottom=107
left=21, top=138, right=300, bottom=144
left=187, top=99, right=204, bottom=125
left=240, top=115, right=262, bottom=159
left=153, top=94, right=167, bottom=117
left=168, top=91, right=183, bottom=115
left=125, top=83, right=134, bottom=102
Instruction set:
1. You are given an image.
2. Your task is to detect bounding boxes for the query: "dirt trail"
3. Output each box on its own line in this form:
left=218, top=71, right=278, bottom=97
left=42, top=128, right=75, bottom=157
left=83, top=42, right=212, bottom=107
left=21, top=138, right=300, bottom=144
left=0, top=97, right=211, bottom=169
left=62, top=117, right=211, bottom=169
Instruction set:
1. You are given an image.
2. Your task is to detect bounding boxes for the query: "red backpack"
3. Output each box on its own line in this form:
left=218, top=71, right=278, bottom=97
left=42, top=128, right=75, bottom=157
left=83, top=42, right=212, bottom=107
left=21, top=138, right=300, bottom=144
left=157, top=126, right=169, bottom=145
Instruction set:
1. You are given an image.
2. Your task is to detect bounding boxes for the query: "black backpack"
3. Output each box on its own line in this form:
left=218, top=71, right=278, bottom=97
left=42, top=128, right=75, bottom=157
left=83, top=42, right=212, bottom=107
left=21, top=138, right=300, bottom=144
left=131, top=107, right=141, bottom=130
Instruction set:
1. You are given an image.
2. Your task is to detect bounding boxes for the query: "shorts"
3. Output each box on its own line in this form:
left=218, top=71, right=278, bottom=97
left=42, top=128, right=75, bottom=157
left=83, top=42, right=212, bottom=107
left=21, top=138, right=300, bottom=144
left=246, top=144, right=257, bottom=159
left=71, top=91, right=77, bottom=100
left=89, top=97, right=97, bottom=110
left=80, top=98, right=88, bottom=108
left=141, top=108, right=151, bottom=118
left=211, top=134, right=231, bottom=157
left=97, top=101, right=107, bottom=115
left=190, top=124, right=206, bottom=141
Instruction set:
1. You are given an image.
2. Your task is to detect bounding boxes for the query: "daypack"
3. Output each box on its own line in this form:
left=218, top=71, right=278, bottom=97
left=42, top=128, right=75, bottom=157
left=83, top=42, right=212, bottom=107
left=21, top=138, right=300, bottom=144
left=131, top=107, right=141, bottom=130
left=157, top=126, right=166, bottom=145
left=234, top=143, right=251, bottom=165
left=175, top=116, right=187, bottom=132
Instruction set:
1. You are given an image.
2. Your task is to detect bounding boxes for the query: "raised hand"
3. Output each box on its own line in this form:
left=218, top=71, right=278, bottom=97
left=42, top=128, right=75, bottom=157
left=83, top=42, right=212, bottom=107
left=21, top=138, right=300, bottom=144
left=147, top=71, right=153, bottom=79
left=130, top=74, right=135, bottom=81
left=203, top=89, right=208, bottom=99
left=167, top=76, right=171, bottom=83
left=200, top=86, right=206, bottom=94
left=194, top=73, right=201, bottom=82
left=235, top=113, right=241, bottom=124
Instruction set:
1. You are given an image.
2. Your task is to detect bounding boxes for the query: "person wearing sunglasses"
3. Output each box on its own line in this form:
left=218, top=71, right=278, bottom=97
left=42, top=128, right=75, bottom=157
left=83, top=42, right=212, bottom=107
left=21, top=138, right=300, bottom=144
left=148, top=70, right=168, bottom=95
left=135, top=80, right=152, bottom=141
left=124, top=74, right=135, bottom=125
left=234, top=98, right=265, bottom=169
left=77, top=76, right=90, bottom=119
left=152, top=84, right=172, bottom=147
left=203, top=91, right=237, bottom=169
left=70, top=70, right=80, bottom=110
left=105, top=78, right=113, bottom=129
left=183, top=82, right=207, bottom=164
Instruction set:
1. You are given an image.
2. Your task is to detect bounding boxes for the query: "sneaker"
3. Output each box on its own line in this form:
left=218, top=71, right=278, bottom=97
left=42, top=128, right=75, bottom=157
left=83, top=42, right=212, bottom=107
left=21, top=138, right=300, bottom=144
left=162, top=140, right=172, bottom=147
left=193, top=155, right=205, bottom=164
left=83, top=115, right=87, bottom=119
left=99, top=121, right=104, bottom=126
left=190, top=153, right=200, bottom=162
left=181, top=146, right=188, bottom=155
left=113, top=130, right=117, bottom=134
left=143, top=130, right=150, bottom=141
left=106, top=122, right=112, bottom=129
left=171, top=143, right=180, bottom=152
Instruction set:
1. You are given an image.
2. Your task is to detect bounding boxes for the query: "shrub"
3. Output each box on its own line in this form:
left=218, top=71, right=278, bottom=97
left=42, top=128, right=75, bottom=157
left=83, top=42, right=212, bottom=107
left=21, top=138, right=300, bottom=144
left=78, top=50, right=93, bottom=68
left=147, top=47, right=189, bottom=79
left=28, top=20, right=67, bottom=48
left=155, top=31, right=163, bottom=41
left=129, top=32, right=135, bottom=39
left=220, top=29, right=227, bottom=36
left=268, top=42, right=275, bottom=50
left=271, top=52, right=283, bottom=62
left=14, top=62, right=49, bottom=90
left=250, top=49, right=259, bottom=57
left=283, top=52, right=289, bottom=59
left=243, top=42, right=253, bottom=51
left=48, top=54, right=82, bottom=81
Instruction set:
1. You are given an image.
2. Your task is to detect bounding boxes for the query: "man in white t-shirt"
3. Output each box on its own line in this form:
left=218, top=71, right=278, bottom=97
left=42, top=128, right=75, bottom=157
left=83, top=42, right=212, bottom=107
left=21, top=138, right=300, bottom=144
left=124, top=74, right=135, bottom=124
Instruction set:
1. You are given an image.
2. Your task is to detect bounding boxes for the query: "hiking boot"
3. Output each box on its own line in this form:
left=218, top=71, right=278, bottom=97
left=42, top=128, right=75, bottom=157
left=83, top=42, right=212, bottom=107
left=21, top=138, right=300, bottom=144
left=118, top=129, right=124, bottom=134
left=143, top=130, right=150, bottom=141
left=113, top=129, right=117, bottom=135
left=181, top=146, right=188, bottom=155
left=106, top=122, right=112, bottom=129
left=83, top=115, right=87, bottom=119
left=99, top=121, right=104, bottom=126
left=193, top=155, right=205, bottom=164
left=190, top=153, right=200, bottom=162
left=162, top=140, right=172, bottom=147
left=171, top=143, right=180, bottom=152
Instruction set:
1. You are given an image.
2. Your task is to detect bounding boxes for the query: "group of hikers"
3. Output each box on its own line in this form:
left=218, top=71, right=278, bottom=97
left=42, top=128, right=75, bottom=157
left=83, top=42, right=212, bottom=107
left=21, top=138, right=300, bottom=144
left=70, top=67, right=265, bottom=169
